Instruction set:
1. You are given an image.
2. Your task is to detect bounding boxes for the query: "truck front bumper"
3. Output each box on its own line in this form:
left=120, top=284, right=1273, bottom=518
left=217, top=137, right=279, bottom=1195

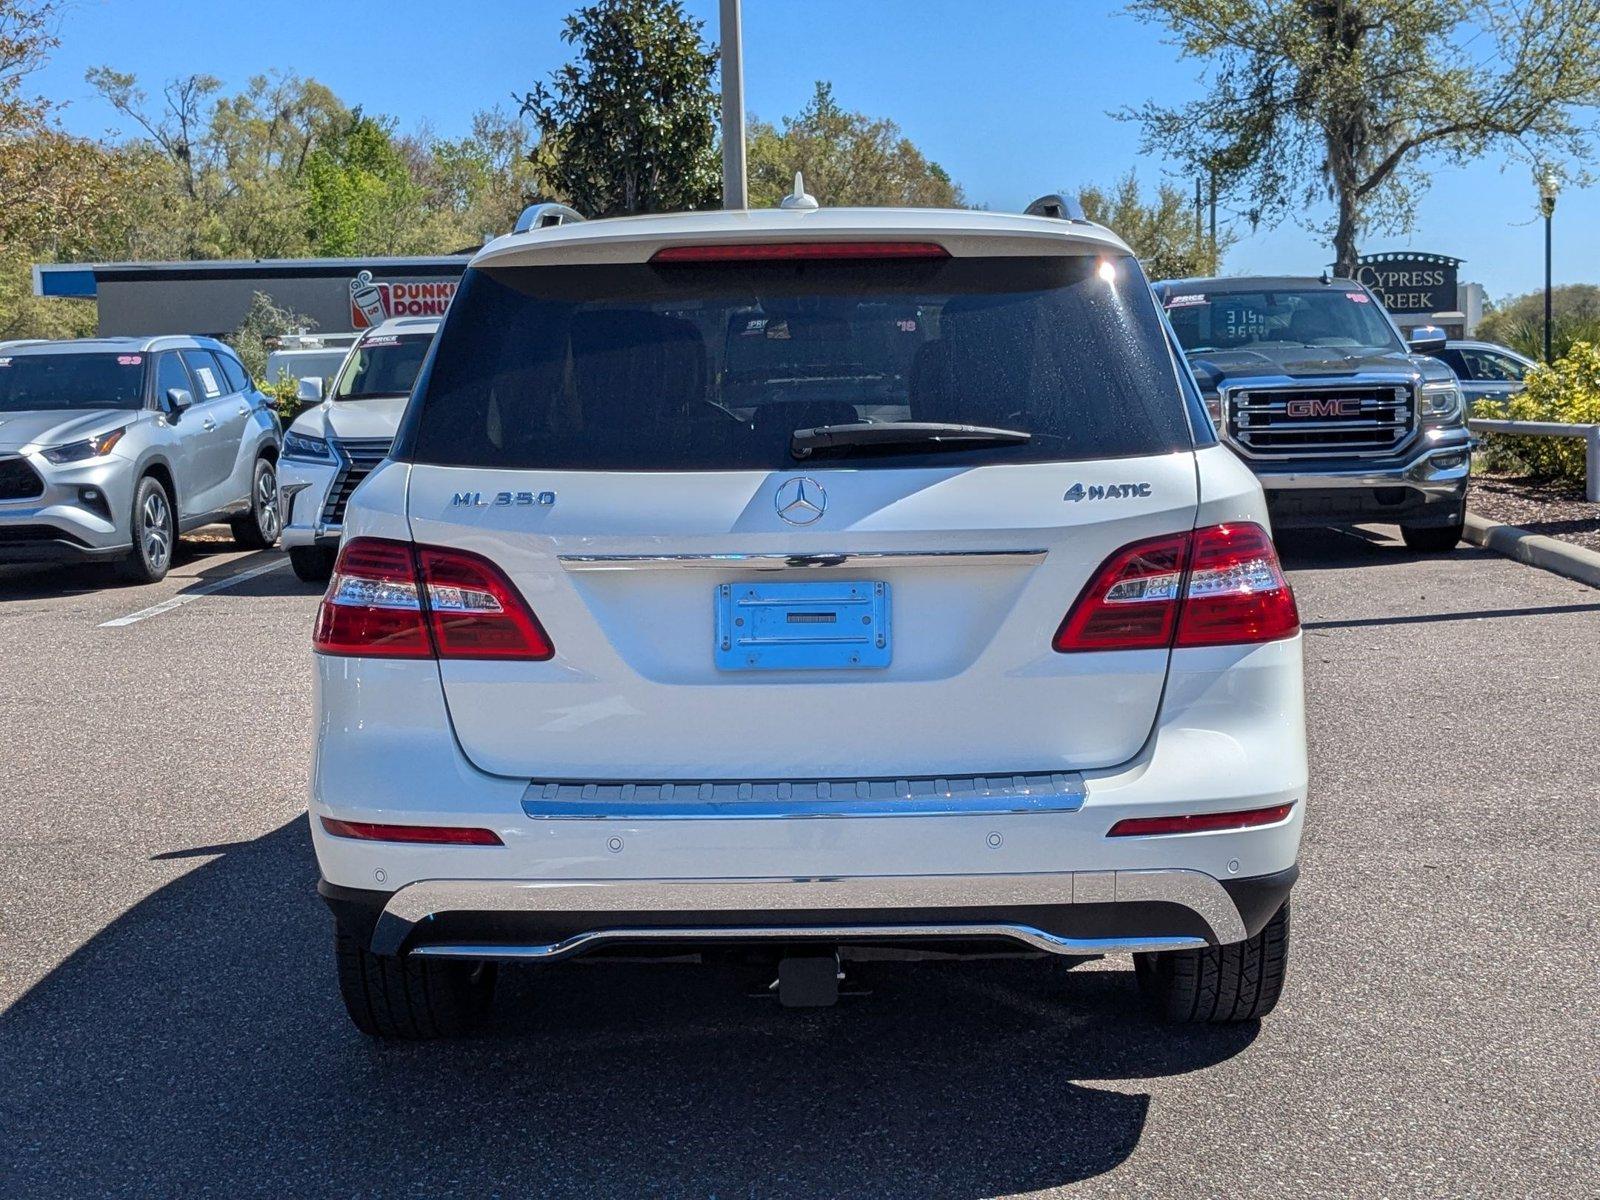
left=1253, top=434, right=1470, bottom=528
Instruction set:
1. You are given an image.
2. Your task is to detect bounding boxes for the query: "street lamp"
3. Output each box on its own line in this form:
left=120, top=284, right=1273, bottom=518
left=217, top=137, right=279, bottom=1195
left=1538, top=169, right=1560, bottom=364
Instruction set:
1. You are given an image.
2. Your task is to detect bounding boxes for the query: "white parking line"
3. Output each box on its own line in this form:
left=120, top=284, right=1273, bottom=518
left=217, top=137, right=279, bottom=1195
left=99, top=558, right=289, bottom=628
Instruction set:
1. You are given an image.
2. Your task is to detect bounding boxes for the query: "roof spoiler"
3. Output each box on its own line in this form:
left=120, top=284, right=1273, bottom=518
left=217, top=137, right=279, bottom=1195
left=1024, top=193, right=1087, bottom=222
left=512, top=203, right=586, bottom=234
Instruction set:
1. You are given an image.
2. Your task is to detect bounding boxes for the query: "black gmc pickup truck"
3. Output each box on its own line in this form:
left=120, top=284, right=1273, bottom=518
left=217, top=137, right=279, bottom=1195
left=1153, top=275, right=1471, bottom=552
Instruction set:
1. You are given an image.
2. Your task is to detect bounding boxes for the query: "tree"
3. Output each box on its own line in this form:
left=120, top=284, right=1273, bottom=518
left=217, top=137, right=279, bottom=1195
left=1477, top=283, right=1600, bottom=359
left=300, top=111, right=420, bottom=256
left=517, top=0, right=720, bottom=217
left=1121, top=0, right=1600, bottom=276
left=746, top=82, right=965, bottom=208
left=227, top=290, right=316, bottom=382
left=1075, top=173, right=1232, bottom=278
left=421, top=107, right=553, bottom=245
left=0, top=1, right=158, bottom=338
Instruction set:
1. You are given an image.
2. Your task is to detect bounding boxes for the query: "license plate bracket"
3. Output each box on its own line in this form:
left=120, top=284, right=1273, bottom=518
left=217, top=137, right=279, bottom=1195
left=715, top=580, right=891, bottom=671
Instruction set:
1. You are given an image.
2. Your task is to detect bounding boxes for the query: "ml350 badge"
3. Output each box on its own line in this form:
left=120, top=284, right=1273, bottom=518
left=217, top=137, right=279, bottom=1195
left=450, top=490, right=557, bottom=509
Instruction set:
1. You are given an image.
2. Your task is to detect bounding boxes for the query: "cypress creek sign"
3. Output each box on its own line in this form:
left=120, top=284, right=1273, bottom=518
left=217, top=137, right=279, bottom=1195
left=1348, top=252, right=1461, bottom=315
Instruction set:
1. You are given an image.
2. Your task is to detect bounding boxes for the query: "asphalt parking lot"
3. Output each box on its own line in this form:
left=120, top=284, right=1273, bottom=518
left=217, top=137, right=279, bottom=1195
left=1, top=528, right=1596, bottom=1199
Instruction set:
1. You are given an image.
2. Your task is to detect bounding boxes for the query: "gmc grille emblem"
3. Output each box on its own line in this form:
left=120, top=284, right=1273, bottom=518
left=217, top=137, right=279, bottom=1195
left=1286, top=398, right=1361, bottom=418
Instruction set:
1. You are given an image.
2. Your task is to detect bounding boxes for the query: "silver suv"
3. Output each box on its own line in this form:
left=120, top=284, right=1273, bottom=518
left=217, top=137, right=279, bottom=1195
left=0, top=337, right=283, bottom=583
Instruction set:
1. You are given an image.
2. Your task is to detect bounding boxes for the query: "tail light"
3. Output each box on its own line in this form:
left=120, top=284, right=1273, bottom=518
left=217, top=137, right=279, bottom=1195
left=314, top=537, right=553, bottom=660
left=1054, top=523, right=1298, bottom=652
left=651, top=241, right=949, bottom=263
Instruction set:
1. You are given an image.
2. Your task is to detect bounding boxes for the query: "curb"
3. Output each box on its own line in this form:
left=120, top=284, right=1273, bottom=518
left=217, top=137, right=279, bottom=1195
left=1464, top=512, right=1600, bottom=590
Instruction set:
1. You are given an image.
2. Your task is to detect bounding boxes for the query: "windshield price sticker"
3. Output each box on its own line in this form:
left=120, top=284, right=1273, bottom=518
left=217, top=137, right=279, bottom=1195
left=363, top=335, right=401, bottom=347
left=0, top=358, right=10, bottom=368
left=117, top=354, right=143, bottom=365
left=1345, top=292, right=1371, bottom=303
left=1166, top=294, right=1206, bottom=308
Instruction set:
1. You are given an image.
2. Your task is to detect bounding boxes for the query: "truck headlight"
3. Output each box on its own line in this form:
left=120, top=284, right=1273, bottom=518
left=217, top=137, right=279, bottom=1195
left=282, top=430, right=334, bottom=462
left=1419, top=380, right=1463, bottom=425
left=43, top=426, right=126, bottom=463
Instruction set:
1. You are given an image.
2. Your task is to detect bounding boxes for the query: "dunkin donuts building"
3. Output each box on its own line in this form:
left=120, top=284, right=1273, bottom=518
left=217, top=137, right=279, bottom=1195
left=31, top=254, right=472, bottom=338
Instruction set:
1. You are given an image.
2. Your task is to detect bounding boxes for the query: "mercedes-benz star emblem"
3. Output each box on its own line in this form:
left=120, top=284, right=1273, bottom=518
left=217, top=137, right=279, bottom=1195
left=775, top=477, right=826, bottom=525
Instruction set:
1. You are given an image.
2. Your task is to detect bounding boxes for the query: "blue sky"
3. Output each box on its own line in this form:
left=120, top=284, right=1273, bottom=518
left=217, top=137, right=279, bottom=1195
left=33, top=0, right=1594, bottom=300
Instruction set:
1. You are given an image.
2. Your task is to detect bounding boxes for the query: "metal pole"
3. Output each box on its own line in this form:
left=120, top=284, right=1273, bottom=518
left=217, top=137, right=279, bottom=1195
left=1194, top=177, right=1203, bottom=254
left=719, top=0, right=747, bottom=210
left=1208, top=169, right=1217, bottom=266
left=1543, top=209, right=1553, bottom=364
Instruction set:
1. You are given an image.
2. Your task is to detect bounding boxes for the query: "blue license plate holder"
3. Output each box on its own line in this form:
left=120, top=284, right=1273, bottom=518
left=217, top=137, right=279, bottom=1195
left=715, top=580, right=891, bottom=671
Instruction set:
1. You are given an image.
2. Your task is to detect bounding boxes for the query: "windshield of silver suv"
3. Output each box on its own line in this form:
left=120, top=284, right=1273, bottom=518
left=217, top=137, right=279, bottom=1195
left=398, top=254, right=1192, bottom=470
left=332, top=333, right=433, bottom=400
left=1165, top=287, right=1404, bottom=356
left=0, top=352, right=147, bottom=412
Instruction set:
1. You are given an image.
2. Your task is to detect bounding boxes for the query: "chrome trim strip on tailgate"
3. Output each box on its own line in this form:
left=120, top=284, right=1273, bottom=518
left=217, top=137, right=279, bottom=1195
left=409, top=927, right=1209, bottom=961
left=521, top=772, right=1086, bottom=819
left=372, top=869, right=1249, bottom=956
left=557, top=549, right=1048, bottom=571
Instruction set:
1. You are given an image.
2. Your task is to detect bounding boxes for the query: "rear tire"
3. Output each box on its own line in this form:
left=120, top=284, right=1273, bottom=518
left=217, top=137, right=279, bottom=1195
left=230, top=457, right=280, bottom=549
left=1400, top=520, right=1464, bottom=553
left=117, top=475, right=175, bottom=584
left=334, top=931, right=496, bottom=1039
left=1134, top=899, right=1290, bottom=1023
left=289, top=544, right=336, bottom=583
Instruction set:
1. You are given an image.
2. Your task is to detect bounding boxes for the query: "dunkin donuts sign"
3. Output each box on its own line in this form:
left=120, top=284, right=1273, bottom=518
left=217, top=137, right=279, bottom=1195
left=349, top=270, right=458, bottom=329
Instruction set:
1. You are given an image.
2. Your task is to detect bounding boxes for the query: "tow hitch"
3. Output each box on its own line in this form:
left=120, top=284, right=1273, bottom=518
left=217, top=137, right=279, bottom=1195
left=773, top=951, right=843, bottom=1008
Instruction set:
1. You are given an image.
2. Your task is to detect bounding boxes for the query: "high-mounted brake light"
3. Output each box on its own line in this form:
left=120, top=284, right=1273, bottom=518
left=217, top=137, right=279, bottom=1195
left=320, top=817, right=503, bottom=846
left=1106, top=803, right=1294, bottom=837
left=313, top=537, right=554, bottom=660
left=651, top=241, right=949, bottom=263
left=1053, top=523, right=1298, bottom=653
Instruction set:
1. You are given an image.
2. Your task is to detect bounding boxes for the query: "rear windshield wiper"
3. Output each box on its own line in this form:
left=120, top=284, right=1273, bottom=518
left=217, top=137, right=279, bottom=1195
left=790, top=421, right=1032, bottom=460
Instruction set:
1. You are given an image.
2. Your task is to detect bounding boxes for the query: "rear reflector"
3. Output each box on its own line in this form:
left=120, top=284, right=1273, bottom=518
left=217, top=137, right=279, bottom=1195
left=1053, top=522, right=1298, bottom=652
left=1106, top=803, right=1294, bottom=837
left=320, top=817, right=503, bottom=846
left=314, top=537, right=554, bottom=660
left=651, top=241, right=949, bottom=263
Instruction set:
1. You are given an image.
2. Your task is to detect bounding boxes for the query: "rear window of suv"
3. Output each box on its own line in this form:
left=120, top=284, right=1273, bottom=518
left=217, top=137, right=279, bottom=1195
left=398, top=255, right=1192, bottom=470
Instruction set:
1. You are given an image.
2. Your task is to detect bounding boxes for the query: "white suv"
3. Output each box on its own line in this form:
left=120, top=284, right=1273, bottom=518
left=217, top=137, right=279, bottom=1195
left=309, top=197, right=1307, bottom=1037
left=277, top=318, right=439, bottom=581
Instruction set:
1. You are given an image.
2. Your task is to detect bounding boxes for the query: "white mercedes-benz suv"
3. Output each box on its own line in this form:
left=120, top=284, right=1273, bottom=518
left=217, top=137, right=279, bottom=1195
left=309, top=194, right=1307, bottom=1038
left=277, top=317, right=439, bottom=582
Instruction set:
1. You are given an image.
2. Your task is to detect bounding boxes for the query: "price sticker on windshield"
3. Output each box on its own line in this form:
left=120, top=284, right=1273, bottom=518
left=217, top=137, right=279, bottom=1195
left=117, top=354, right=143, bottom=364
left=1166, top=294, right=1206, bottom=308
left=1345, top=292, right=1371, bottom=303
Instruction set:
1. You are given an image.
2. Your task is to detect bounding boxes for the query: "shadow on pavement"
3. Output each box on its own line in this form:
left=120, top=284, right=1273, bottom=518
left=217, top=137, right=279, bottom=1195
left=1272, top=525, right=1495, bottom=572
left=0, top=820, right=1256, bottom=1198
left=0, top=529, right=248, bottom=601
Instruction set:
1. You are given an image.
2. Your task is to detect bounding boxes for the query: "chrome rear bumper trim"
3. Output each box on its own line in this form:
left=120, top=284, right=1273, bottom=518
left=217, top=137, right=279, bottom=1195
left=557, top=549, right=1048, bottom=571
left=408, top=927, right=1209, bottom=962
left=373, top=868, right=1248, bottom=955
left=521, top=772, right=1086, bottom=820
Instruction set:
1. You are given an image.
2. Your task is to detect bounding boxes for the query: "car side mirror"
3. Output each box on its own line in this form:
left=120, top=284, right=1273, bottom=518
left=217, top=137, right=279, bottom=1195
left=1407, top=325, right=1447, bottom=355
left=297, top=376, right=324, bottom=403
left=165, top=387, right=194, bottom=416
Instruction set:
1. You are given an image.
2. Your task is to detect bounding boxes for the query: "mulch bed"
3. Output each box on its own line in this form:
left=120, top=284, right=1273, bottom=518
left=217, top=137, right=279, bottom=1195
left=1469, top=473, right=1600, bottom=554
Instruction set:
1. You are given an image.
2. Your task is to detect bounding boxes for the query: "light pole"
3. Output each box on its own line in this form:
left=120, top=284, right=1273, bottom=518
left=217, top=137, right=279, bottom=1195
left=1538, top=169, right=1560, bottom=364
left=719, top=0, right=747, bottom=210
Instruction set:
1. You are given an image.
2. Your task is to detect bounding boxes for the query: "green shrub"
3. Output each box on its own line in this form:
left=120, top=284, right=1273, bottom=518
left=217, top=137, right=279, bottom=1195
left=261, top=370, right=303, bottom=428
left=1472, top=341, right=1600, bottom=481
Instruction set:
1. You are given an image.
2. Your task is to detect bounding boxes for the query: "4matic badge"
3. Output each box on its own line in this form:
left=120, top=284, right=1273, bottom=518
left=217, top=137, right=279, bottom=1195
left=1064, top=482, right=1153, bottom=502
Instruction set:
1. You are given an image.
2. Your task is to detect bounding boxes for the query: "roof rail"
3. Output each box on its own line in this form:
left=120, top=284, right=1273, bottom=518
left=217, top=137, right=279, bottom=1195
left=512, top=203, right=586, bottom=235
left=1024, top=193, right=1087, bottom=222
